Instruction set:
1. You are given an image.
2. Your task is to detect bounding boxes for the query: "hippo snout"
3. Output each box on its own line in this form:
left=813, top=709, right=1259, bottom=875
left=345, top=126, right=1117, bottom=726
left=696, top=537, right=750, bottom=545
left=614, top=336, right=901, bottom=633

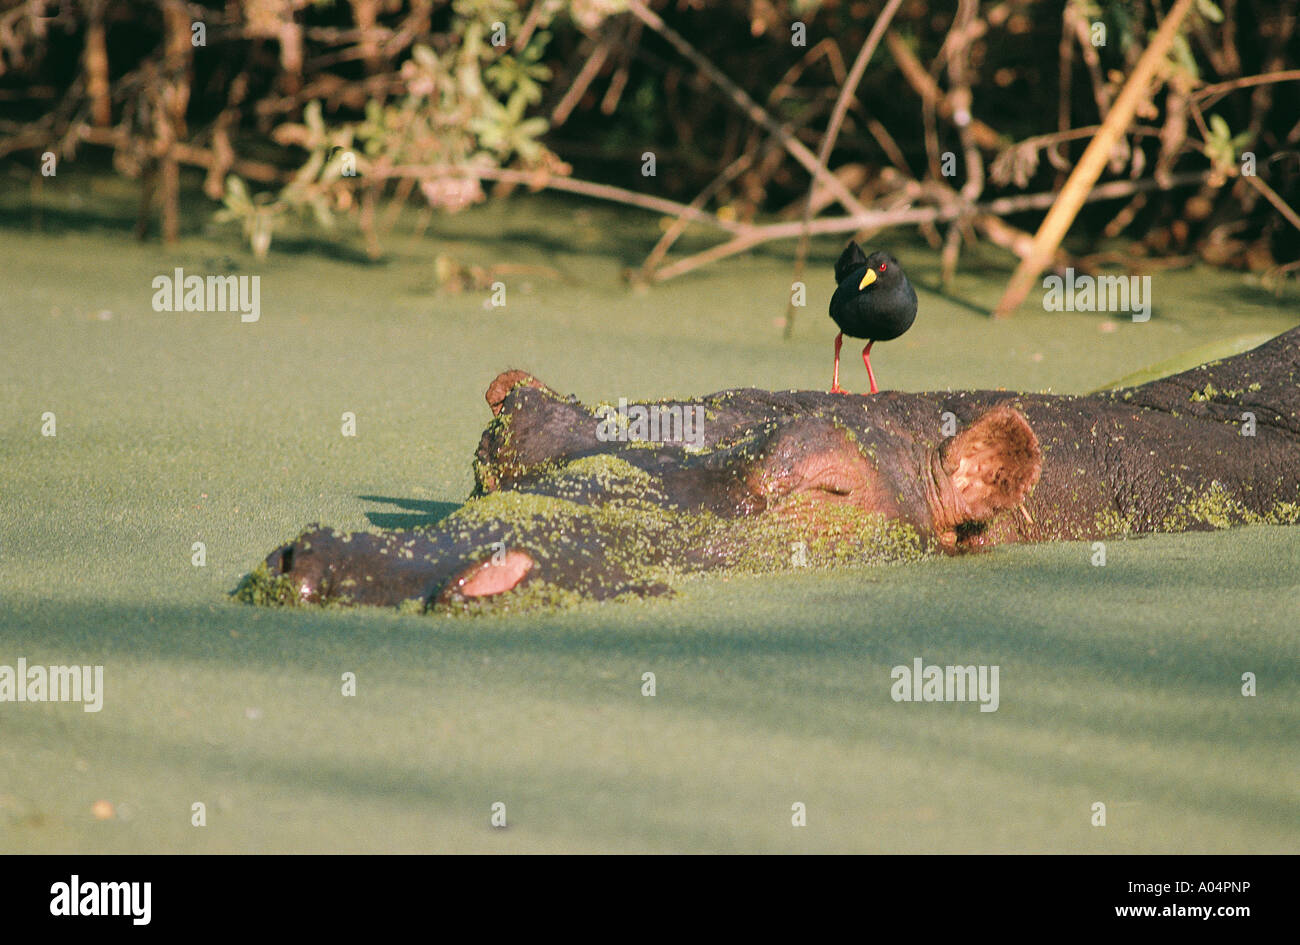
left=252, top=527, right=536, bottom=609
left=264, top=527, right=331, bottom=604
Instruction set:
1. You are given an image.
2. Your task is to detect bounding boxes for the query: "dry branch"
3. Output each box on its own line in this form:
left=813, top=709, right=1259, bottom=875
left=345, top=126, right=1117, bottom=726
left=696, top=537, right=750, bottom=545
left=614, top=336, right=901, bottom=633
left=991, top=0, right=1199, bottom=319
left=644, top=172, right=1208, bottom=285
left=625, top=0, right=873, bottom=219
left=884, top=32, right=1002, bottom=151
left=386, top=164, right=745, bottom=235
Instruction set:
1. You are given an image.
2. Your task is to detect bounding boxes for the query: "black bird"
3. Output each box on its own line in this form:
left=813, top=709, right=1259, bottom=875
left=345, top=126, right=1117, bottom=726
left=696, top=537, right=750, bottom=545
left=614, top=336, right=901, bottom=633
left=828, top=242, right=918, bottom=394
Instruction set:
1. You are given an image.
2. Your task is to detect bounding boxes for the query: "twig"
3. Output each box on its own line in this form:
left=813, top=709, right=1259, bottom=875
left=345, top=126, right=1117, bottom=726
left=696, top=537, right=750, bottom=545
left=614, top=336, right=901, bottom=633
left=974, top=213, right=1073, bottom=268
left=647, top=173, right=1208, bottom=284
left=1057, top=9, right=1073, bottom=138
left=863, top=116, right=910, bottom=175
left=650, top=230, right=772, bottom=283
left=1192, top=68, right=1300, bottom=102
left=947, top=0, right=984, bottom=204
left=769, top=38, right=848, bottom=101
left=940, top=0, right=983, bottom=288
left=640, top=134, right=788, bottom=281
left=1242, top=173, right=1300, bottom=235
left=76, top=127, right=285, bottom=183
left=992, top=0, right=1198, bottom=318
left=1068, top=1, right=1112, bottom=118
left=624, top=0, right=872, bottom=219
left=83, top=0, right=110, bottom=127
left=514, top=0, right=546, bottom=53
left=551, top=35, right=611, bottom=127
left=601, top=19, right=641, bottom=114
left=1055, top=6, right=1074, bottom=189
left=1103, top=192, right=1147, bottom=238
left=386, top=164, right=747, bottom=235
left=885, top=32, right=1002, bottom=151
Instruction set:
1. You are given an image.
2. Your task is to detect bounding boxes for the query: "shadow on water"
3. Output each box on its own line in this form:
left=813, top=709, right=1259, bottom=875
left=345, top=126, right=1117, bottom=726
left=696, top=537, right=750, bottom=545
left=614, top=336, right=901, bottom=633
left=257, top=234, right=385, bottom=266
left=359, top=494, right=460, bottom=529
left=909, top=277, right=997, bottom=317
left=0, top=202, right=144, bottom=236
left=480, top=225, right=664, bottom=265
left=1206, top=279, right=1299, bottom=310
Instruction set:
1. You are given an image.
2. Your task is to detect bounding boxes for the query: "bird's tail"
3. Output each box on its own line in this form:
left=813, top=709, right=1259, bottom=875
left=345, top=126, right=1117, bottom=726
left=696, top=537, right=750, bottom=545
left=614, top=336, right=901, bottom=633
left=833, top=241, right=869, bottom=285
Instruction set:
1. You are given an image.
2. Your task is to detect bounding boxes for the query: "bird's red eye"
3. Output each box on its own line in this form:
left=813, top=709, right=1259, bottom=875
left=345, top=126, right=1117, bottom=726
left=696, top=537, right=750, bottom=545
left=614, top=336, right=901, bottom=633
left=879, top=263, right=887, bottom=271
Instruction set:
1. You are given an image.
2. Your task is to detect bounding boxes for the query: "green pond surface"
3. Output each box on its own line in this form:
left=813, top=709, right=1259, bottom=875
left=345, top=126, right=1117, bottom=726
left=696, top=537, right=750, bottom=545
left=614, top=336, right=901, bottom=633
left=1, top=168, right=1297, bottom=852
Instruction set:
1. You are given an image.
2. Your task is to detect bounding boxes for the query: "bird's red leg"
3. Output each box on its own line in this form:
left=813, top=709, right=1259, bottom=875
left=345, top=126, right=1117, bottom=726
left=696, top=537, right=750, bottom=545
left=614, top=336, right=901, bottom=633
left=862, top=341, right=878, bottom=394
left=830, top=332, right=847, bottom=394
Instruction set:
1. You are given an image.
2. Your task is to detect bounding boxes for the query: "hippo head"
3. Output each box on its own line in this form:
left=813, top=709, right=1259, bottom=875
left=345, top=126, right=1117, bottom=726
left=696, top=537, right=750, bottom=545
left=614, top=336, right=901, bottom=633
left=240, top=375, right=1045, bottom=612
left=735, top=402, right=1043, bottom=554
left=475, top=375, right=1045, bottom=572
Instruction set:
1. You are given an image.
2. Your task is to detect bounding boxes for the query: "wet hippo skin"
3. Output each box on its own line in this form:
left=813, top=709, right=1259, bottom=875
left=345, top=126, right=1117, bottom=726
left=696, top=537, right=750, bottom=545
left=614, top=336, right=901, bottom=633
left=240, top=327, right=1300, bottom=612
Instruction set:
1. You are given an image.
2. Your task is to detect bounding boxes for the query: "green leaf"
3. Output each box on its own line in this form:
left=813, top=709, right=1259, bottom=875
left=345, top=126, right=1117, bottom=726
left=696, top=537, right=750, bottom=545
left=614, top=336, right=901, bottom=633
left=304, top=100, right=324, bottom=135
left=1196, top=0, right=1225, bottom=23
left=412, top=45, right=438, bottom=70
left=517, top=116, right=548, bottom=138
left=308, top=195, right=334, bottom=230
left=221, top=175, right=252, bottom=214
left=1171, top=35, right=1199, bottom=79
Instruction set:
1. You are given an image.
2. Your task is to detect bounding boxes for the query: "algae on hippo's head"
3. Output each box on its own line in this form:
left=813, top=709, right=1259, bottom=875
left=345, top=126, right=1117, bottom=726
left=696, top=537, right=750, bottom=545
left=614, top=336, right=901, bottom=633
left=1161, top=481, right=1254, bottom=530
left=240, top=450, right=940, bottom=616
left=719, top=495, right=928, bottom=572
left=232, top=559, right=375, bottom=609
left=434, top=506, right=927, bottom=615
left=431, top=485, right=707, bottom=604
left=232, top=562, right=302, bottom=607
left=436, top=576, right=658, bottom=618
left=520, top=453, right=668, bottom=508
left=1155, top=479, right=1300, bottom=533
left=1092, top=507, right=1139, bottom=538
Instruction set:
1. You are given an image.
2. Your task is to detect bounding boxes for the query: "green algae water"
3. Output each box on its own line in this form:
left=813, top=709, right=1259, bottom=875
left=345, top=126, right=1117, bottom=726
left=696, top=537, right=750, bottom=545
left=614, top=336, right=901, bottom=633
left=1, top=168, right=1297, bottom=852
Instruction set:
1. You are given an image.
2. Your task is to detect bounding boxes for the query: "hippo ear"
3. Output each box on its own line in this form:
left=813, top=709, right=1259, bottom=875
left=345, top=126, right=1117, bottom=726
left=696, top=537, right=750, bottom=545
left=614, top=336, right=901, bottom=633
left=936, top=405, right=1041, bottom=526
left=484, top=369, right=553, bottom=416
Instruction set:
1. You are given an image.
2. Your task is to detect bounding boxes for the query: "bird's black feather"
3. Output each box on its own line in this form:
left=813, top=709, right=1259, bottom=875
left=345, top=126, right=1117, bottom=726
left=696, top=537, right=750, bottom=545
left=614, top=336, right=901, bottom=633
left=833, top=241, right=869, bottom=285
left=828, top=250, right=917, bottom=342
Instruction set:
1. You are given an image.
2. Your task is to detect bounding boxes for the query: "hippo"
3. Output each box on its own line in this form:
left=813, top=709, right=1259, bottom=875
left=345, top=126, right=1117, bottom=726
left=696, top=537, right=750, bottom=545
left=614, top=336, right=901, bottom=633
left=237, top=327, right=1300, bottom=612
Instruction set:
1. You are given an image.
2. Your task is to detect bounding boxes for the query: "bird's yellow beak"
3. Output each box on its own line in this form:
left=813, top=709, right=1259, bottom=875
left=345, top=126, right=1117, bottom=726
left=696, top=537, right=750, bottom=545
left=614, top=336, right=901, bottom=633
left=859, top=269, right=877, bottom=290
